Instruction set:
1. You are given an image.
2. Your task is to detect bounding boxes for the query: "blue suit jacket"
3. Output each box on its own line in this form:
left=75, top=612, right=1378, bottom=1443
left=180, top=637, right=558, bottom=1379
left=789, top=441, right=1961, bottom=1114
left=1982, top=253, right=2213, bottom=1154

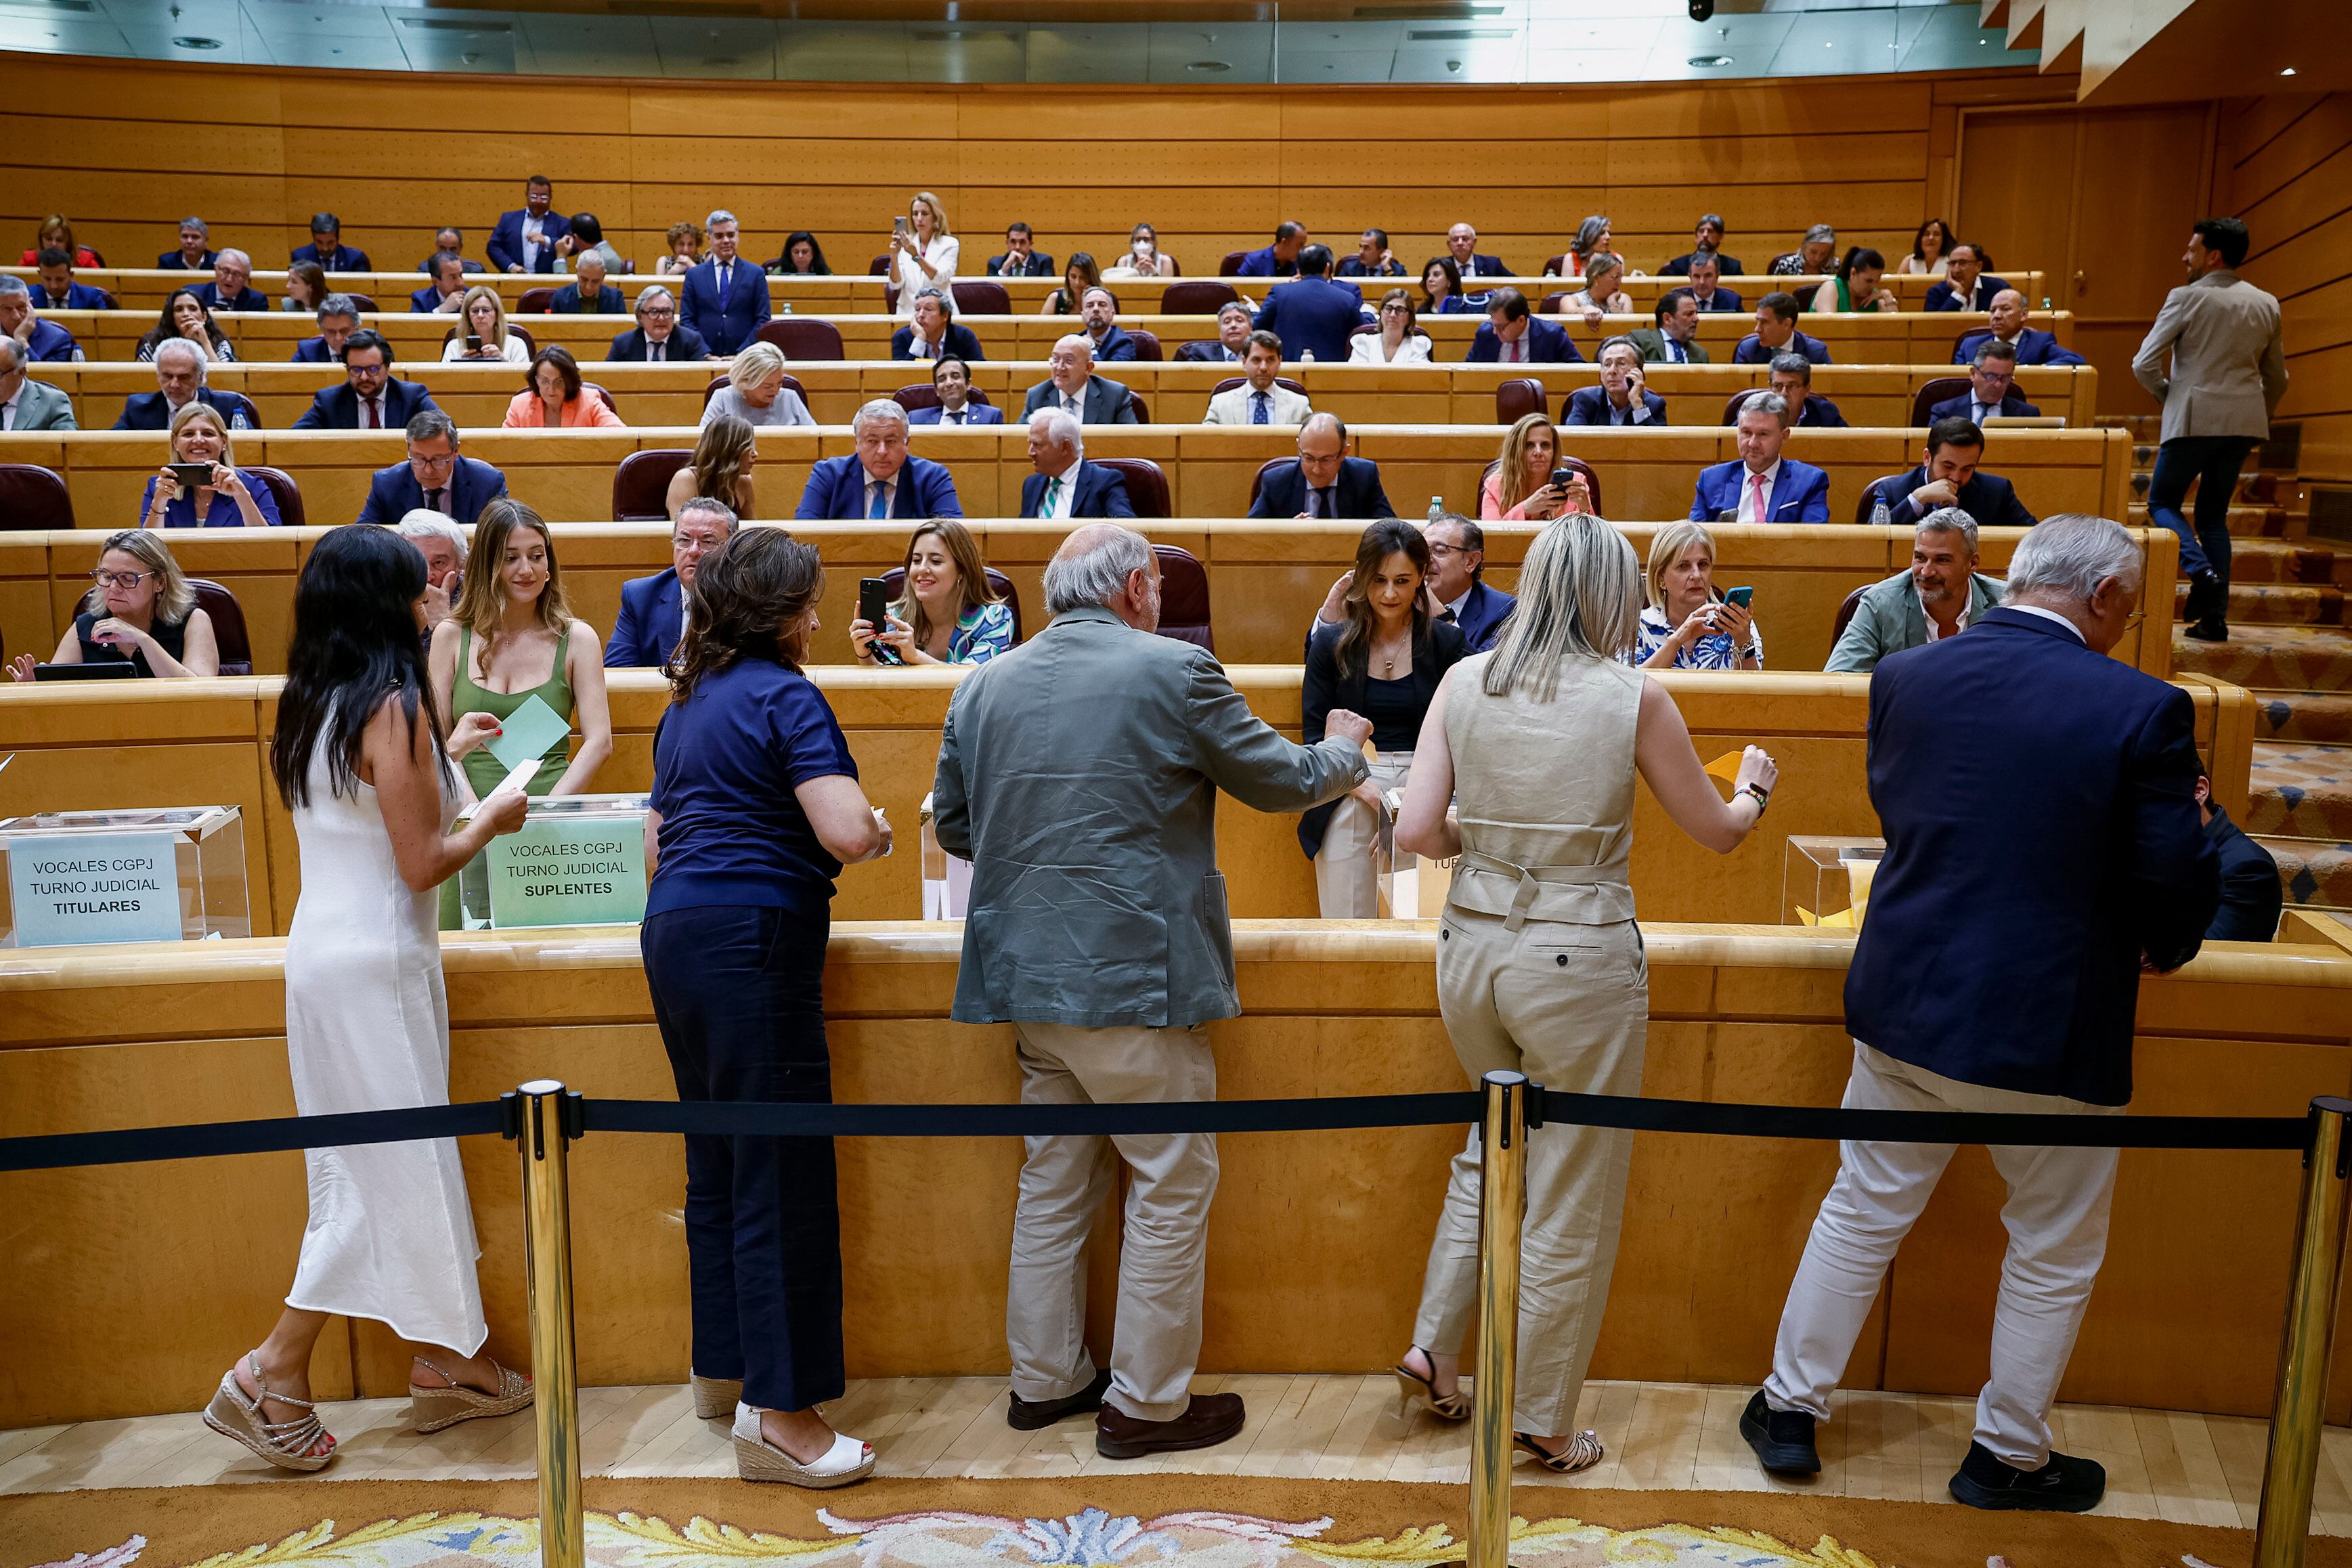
left=1450, top=579, right=1516, bottom=653
left=606, top=324, right=710, bottom=362
left=1086, top=324, right=1139, bottom=363
left=1733, top=330, right=1831, bottom=366
left=1691, top=286, right=1744, bottom=313
left=1234, top=245, right=1296, bottom=278
left=1869, top=464, right=2036, bottom=531
left=410, top=286, right=461, bottom=313
left=1689, top=459, right=1830, bottom=522
left=2204, top=804, right=2282, bottom=942
left=680, top=257, right=772, bottom=357
left=604, top=569, right=686, bottom=668
left=293, top=378, right=439, bottom=430
left=37, top=284, right=111, bottom=311
left=1564, top=385, right=1668, bottom=426
left=192, top=282, right=269, bottom=313
left=292, top=242, right=372, bottom=271
left=1928, top=391, right=2042, bottom=424
left=551, top=283, right=626, bottom=314
left=113, top=387, right=255, bottom=431
left=292, top=336, right=336, bottom=364
left=1253, top=276, right=1368, bottom=365
left=1460, top=254, right=1510, bottom=278
left=890, top=322, right=986, bottom=362
left=1793, top=395, right=1847, bottom=429
left=1020, top=462, right=1136, bottom=519
left=1848, top=608, right=2217, bottom=1104
left=487, top=210, right=572, bottom=274
left=354, top=455, right=508, bottom=527
left=1953, top=328, right=2085, bottom=368
left=1924, top=274, right=2009, bottom=312
left=20, top=318, right=81, bottom=362
left=1466, top=317, right=1583, bottom=364
left=158, top=250, right=218, bottom=270
left=907, top=402, right=1005, bottom=425
left=794, top=456, right=963, bottom=521
left=1247, top=456, right=1395, bottom=520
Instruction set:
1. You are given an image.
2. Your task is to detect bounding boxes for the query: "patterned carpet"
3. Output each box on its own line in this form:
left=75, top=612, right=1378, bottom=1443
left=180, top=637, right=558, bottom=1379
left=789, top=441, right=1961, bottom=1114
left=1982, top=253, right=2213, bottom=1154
left=2173, top=626, right=2352, bottom=695
left=2250, top=743, right=2352, bottom=840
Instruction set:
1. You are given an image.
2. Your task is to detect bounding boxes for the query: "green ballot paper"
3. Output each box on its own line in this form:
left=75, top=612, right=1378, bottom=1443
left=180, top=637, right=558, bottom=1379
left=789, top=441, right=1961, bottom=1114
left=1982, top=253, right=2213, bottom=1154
left=482, top=693, right=571, bottom=779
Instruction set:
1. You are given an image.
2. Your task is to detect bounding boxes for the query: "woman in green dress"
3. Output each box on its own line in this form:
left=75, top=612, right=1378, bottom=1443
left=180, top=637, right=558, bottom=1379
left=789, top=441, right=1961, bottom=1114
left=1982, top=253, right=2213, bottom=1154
left=429, top=498, right=613, bottom=925
left=1809, top=246, right=1898, bottom=315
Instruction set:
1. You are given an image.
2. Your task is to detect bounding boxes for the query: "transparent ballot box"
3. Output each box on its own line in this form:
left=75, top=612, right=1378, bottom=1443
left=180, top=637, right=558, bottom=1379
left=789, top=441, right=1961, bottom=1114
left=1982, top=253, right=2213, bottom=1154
left=919, top=792, right=972, bottom=920
left=1783, top=836, right=1886, bottom=930
left=1374, top=787, right=1454, bottom=920
left=448, top=793, right=650, bottom=931
left=0, top=806, right=251, bottom=947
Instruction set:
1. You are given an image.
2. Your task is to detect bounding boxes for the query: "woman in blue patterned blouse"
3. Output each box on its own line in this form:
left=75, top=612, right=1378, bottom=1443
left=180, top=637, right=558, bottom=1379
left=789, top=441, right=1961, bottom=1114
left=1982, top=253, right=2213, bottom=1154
left=1621, top=521, right=1764, bottom=672
left=851, top=518, right=1016, bottom=666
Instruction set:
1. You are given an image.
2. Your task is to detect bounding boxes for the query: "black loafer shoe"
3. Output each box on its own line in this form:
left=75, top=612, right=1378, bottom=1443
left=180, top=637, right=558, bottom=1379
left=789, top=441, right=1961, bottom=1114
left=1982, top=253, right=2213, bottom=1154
left=1007, top=1368, right=1113, bottom=1431
left=1739, top=1389, right=1820, bottom=1476
left=1095, top=1391, right=1246, bottom=1459
left=1947, top=1439, right=2105, bottom=1512
left=2184, top=617, right=2230, bottom=642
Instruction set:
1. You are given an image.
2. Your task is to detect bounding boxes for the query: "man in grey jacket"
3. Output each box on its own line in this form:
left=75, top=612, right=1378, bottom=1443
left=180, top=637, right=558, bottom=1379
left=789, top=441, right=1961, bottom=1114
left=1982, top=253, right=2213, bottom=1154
left=1827, top=508, right=2005, bottom=673
left=0, top=337, right=76, bottom=430
left=933, top=523, right=1371, bottom=1460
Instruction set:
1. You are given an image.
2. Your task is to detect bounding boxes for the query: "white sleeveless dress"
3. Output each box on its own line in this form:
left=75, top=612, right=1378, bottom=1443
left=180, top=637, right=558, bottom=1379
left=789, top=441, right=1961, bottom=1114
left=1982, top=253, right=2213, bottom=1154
left=282, top=738, right=487, bottom=1353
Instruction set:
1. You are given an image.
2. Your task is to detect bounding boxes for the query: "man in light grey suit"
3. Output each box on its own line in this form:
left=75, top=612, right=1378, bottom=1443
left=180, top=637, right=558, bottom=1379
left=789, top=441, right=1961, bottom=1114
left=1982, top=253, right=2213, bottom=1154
left=0, top=338, right=75, bottom=431
left=932, top=524, right=1371, bottom=1460
left=1022, top=334, right=1139, bottom=424
left=1826, top=508, right=2004, bottom=673
left=2132, top=217, right=2288, bottom=643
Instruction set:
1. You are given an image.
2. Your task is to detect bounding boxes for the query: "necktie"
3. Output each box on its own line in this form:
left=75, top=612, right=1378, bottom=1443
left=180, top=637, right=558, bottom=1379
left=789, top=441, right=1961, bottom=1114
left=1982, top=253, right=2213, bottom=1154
left=1748, top=472, right=1767, bottom=523
left=947, top=408, right=963, bottom=424
left=867, top=480, right=888, bottom=519
left=1439, top=607, right=1456, bottom=626
left=1974, top=401, right=1991, bottom=424
left=1251, top=391, right=1269, bottom=424
left=1062, top=394, right=1078, bottom=418
left=1311, top=485, right=1332, bottom=519
left=1043, top=476, right=1062, bottom=517
left=426, top=485, right=447, bottom=515
left=364, top=397, right=380, bottom=431
left=1671, top=341, right=1686, bottom=364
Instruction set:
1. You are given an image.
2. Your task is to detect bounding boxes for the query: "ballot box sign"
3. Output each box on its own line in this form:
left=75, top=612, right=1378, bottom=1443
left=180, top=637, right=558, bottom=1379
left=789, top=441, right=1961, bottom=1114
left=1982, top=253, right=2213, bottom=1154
left=7, top=831, right=183, bottom=946
left=485, top=814, right=647, bottom=928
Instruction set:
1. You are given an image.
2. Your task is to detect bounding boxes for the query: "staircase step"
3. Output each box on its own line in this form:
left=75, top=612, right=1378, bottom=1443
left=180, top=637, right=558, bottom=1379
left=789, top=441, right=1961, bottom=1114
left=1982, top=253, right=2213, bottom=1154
left=2225, top=540, right=2347, bottom=586
left=2173, top=582, right=2343, bottom=626
left=2126, top=502, right=2280, bottom=537
left=2252, top=691, right=2352, bottom=744
left=2258, top=835, right=2352, bottom=913
left=2172, top=626, right=2352, bottom=693
left=2250, top=742, right=2352, bottom=840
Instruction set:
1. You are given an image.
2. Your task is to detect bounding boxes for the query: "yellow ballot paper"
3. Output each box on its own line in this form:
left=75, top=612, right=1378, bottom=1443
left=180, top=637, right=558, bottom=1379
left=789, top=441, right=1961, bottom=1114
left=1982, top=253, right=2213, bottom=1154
left=1705, top=750, right=1745, bottom=785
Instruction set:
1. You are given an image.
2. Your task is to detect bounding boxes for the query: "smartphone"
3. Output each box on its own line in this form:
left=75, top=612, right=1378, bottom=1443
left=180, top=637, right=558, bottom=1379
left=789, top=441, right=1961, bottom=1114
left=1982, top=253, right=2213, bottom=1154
left=168, top=462, right=213, bottom=491
left=858, top=577, right=890, bottom=632
left=1725, top=586, right=1754, bottom=609
left=465, top=332, right=482, bottom=353
left=893, top=216, right=910, bottom=237
left=1549, top=468, right=1576, bottom=492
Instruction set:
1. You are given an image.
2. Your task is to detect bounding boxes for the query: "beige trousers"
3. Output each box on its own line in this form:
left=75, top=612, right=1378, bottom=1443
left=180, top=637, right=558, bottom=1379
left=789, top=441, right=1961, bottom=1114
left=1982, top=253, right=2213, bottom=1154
left=1315, top=751, right=1413, bottom=919
left=1007, top=1020, right=1220, bottom=1422
left=1412, top=906, right=1647, bottom=1436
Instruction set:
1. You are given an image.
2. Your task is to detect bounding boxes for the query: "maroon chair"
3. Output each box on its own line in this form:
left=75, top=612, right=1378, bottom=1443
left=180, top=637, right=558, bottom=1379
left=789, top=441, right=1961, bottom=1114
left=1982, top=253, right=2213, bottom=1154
left=612, top=450, right=692, bottom=521
left=1543, top=253, right=1568, bottom=277
left=951, top=280, right=1010, bottom=316
left=1247, top=457, right=1286, bottom=513
left=585, top=383, right=619, bottom=418
left=1722, top=389, right=1762, bottom=424
left=1209, top=376, right=1309, bottom=399
left=519, top=286, right=557, bottom=314
left=1830, top=585, right=1870, bottom=646
left=1852, top=476, right=1908, bottom=527
left=756, top=318, right=845, bottom=361
left=1910, top=377, right=1970, bottom=428
left=1095, top=457, right=1171, bottom=519
left=1479, top=456, right=1603, bottom=518
left=1123, top=330, right=1162, bottom=363
left=246, top=466, right=305, bottom=528
left=618, top=258, right=638, bottom=276
left=880, top=567, right=1024, bottom=645
left=1161, top=281, right=1240, bottom=315
left=88, top=286, right=121, bottom=311
left=701, top=372, right=808, bottom=410
left=1123, top=388, right=1151, bottom=424
left=0, top=464, right=73, bottom=529
left=443, top=322, right=534, bottom=355
left=1153, top=544, right=1212, bottom=651
left=1540, top=291, right=1571, bottom=313
left=869, top=254, right=893, bottom=275
left=892, top=384, right=995, bottom=415
left=1495, top=378, right=1546, bottom=424
left=343, top=292, right=378, bottom=313
left=1951, top=328, right=1982, bottom=364
left=1219, top=251, right=1249, bottom=277
left=189, top=580, right=253, bottom=675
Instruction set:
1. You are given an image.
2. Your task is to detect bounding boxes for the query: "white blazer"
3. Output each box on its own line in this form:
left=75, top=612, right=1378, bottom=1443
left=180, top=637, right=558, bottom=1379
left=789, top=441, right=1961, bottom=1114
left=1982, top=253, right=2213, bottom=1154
left=1347, top=332, right=1434, bottom=366
left=2131, top=268, right=2288, bottom=443
left=894, top=234, right=961, bottom=318
left=1203, top=382, right=1313, bottom=425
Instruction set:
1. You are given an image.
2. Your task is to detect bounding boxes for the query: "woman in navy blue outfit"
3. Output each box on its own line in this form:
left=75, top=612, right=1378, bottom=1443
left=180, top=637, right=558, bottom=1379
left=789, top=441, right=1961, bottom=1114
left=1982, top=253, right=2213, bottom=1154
left=640, top=527, right=890, bottom=1489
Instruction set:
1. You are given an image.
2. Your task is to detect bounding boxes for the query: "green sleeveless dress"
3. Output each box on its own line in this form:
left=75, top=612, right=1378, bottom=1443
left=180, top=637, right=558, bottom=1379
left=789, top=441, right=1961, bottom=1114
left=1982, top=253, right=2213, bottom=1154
left=441, top=624, right=576, bottom=929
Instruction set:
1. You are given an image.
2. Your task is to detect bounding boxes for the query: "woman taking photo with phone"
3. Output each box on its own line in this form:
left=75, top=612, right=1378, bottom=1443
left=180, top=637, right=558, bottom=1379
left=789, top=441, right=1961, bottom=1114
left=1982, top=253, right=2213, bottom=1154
left=849, top=518, right=1014, bottom=667
left=1480, top=414, right=1590, bottom=522
left=8, top=530, right=219, bottom=681
left=890, top=193, right=959, bottom=320
left=139, top=402, right=280, bottom=528
left=1624, top=521, right=1763, bottom=670
left=641, top=527, right=889, bottom=1487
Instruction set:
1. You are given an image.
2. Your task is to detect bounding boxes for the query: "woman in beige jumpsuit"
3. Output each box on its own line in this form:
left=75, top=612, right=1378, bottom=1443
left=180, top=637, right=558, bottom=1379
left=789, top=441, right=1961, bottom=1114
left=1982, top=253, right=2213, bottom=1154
left=1389, top=514, right=1779, bottom=1473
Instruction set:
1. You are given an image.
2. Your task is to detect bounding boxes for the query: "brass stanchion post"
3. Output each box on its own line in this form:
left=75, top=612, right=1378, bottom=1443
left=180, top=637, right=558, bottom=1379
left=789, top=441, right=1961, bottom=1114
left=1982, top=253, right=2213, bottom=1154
left=515, top=1079, right=585, bottom=1568
left=2253, top=1096, right=2352, bottom=1568
left=1467, top=1070, right=1529, bottom=1568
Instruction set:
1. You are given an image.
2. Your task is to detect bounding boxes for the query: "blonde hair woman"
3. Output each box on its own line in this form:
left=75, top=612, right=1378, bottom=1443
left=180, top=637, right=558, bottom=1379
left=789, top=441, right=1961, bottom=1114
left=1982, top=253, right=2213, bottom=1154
left=9, top=529, right=219, bottom=680
left=668, top=413, right=758, bottom=521
left=1387, top=513, right=1777, bottom=1473
left=701, top=340, right=814, bottom=429
left=851, top=518, right=1014, bottom=666
left=1625, top=521, right=1762, bottom=671
left=1479, top=414, right=1590, bottom=522
left=890, top=192, right=959, bottom=320
left=441, top=284, right=529, bottom=363
left=140, top=402, right=281, bottom=528
left=1556, top=253, right=1632, bottom=329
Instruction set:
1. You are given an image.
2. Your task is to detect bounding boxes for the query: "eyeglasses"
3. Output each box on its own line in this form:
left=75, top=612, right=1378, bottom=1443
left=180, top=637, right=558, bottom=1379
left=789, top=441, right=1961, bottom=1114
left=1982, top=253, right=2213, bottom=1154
left=1977, top=370, right=2016, bottom=385
left=640, top=307, right=676, bottom=320
left=90, top=569, right=152, bottom=588
left=1425, top=542, right=1464, bottom=559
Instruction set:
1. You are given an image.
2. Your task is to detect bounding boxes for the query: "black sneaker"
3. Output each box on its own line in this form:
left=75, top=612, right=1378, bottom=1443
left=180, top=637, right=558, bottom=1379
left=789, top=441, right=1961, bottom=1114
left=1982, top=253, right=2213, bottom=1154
left=1007, top=1368, right=1113, bottom=1431
left=2183, top=571, right=2223, bottom=624
left=2184, top=617, right=2230, bottom=642
left=1947, top=1439, right=2105, bottom=1511
left=1739, top=1389, right=1819, bottom=1475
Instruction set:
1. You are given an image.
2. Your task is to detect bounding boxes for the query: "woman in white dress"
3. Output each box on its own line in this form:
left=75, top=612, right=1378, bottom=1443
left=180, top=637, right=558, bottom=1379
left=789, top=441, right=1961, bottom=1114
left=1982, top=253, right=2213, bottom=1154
left=890, top=192, right=959, bottom=321
left=440, top=285, right=531, bottom=364
left=1348, top=288, right=1435, bottom=365
left=204, top=524, right=533, bottom=1471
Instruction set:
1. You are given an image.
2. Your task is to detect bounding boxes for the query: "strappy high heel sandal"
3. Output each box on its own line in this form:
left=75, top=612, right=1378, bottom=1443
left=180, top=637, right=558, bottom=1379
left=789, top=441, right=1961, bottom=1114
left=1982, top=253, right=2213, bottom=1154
left=410, top=1358, right=534, bottom=1434
left=1392, top=1351, right=1471, bottom=1422
left=693, top=1374, right=743, bottom=1420
left=733, top=1403, right=875, bottom=1489
left=1515, top=1429, right=1605, bottom=1474
left=202, top=1353, right=336, bottom=1471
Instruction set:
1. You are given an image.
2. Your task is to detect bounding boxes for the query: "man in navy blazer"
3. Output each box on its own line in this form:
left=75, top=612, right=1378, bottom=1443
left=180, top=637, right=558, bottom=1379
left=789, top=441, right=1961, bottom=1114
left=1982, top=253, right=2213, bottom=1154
left=1760, top=357, right=1848, bottom=429
left=1735, top=292, right=1831, bottom=366
left=290, top=215, right=370, bottom=272
left=294, top=332, right=437, bottom=431
left=892, top=286, right=986, bottom=362
left=32, top=251, right=110, bottom=311
left=796, top=399, right=964, bottom=520
left=1923, top=244, right=2006, bottom=312
left=605, top=498, right=734, bottom=668
left=2195, top=769, right=2281, bottom=941
left=550, top=255, right=626, bottom=314
left=1445, top=224, right=1510, bottom=280
left=0, top=280, right=82, bottom=364
left=1567, top=338, right=1668, bottom=426
left=907, top=357, right=1004, bottom=426
left=986, top=223, right=1055, bottom=278
left=1252, top=246, right=1367, bottom=364
left=192, top=251, right=268, bottom=313
left=411, top=254, right=470, bottom=314
left=1466, top=288, right=1582, bottom=364
left=1867, top=418, right=2037, bottom=531
left=1928, top=341, right=2041, bottom=425
left=158, top=219, right=216, bottom=271
left=488, top=178, right=569, bottom=274
left=1689, top=396, right=1829, bottom=521
left=1955, top=291, right=2087, bottom=367
left=1682, top=254, right=1743, bottom=313
left=1746, top=515, right=2215, bottom=1512
left=605, top=285, right=709, bottom=362
left=292, top=297, right=364, bottom=364
left=1023, top=336, right=1139, bottom=424
left=355, top=410, right=509, bottom=527
left=1019, top=409, right=1137, bottom=519
left=1235, top=221, right=1308, bottom=278
left=1248, top=414, right=1395, bottom=520
left=678, top=211, right=770, bottom=357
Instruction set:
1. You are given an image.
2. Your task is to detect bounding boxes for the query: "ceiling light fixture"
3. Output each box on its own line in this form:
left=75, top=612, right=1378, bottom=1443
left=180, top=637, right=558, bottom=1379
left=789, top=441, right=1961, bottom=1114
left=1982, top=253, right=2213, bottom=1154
left=171, top=33, right=219, bottom=47
left=1687, top=54, right=1732, bottom=67
left=1185, top=59, right=1229, bottom=71
left=2280, top=66, right=2297, bottom=76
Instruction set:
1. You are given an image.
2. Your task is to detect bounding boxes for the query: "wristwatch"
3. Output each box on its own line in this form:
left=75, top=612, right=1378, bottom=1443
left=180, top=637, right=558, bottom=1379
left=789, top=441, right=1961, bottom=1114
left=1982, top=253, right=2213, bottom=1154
left=1740, top=782, right=1770, bottom=816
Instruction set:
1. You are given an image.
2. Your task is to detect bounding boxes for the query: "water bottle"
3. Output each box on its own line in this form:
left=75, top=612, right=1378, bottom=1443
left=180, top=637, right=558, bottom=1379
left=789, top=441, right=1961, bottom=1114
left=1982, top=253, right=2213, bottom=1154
left=780, top=301, right=793, bottom=315
left=1301, top=347, right=1315, bottom=364
left=1869, top=494, right=1892, bottom=529
left=1428, top=496, right=1445, bottom=525
left=2041, top=297, right=2051, bottom=311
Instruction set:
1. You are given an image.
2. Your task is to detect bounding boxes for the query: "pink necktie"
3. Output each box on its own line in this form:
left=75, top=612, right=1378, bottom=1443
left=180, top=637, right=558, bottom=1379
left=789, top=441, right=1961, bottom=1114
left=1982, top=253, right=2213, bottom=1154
left=1750, top=472, right=1767, bottom=522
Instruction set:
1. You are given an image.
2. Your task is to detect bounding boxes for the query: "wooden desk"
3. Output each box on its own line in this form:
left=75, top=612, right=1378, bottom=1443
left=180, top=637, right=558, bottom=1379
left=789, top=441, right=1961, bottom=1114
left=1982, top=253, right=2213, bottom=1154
left=1, top=916, right=2343, bottom=1428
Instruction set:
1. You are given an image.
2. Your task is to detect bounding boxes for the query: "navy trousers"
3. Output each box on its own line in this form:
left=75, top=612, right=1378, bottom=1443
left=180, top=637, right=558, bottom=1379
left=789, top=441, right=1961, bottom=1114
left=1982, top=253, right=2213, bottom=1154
left=2148, top=435, right=2257, bottom=588
left=643, top=903, right=844, bottom=1412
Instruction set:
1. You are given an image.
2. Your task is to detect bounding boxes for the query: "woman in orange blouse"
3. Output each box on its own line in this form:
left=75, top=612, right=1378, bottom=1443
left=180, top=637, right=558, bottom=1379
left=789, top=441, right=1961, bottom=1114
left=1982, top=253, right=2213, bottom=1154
left=502, top=346, right=626, bottom=429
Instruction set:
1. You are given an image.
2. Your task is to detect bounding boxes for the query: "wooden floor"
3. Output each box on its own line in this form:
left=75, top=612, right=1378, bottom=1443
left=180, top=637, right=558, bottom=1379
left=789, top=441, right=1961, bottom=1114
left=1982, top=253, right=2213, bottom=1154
left=1, top=1375, right=2342, bottom=1534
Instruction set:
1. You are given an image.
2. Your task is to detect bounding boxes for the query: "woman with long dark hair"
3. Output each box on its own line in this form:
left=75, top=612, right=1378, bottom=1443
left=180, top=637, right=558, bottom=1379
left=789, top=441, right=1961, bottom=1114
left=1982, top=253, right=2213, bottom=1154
left=204, top=525, right=531, bottom=1473
left=641, top=527, right=888, bottom=1487
left=1299, top=519, right=1465, bottom=918
left=137, top=287, right=236, bottom=362
left=770, top=230, right=831, bottom=276
left=1812, top=247, right=1897, bottom=314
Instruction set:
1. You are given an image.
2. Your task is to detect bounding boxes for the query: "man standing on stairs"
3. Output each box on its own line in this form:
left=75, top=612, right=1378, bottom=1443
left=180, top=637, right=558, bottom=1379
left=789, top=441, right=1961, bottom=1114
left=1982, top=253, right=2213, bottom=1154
left=2133, top=217, right=2289, bottom=645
